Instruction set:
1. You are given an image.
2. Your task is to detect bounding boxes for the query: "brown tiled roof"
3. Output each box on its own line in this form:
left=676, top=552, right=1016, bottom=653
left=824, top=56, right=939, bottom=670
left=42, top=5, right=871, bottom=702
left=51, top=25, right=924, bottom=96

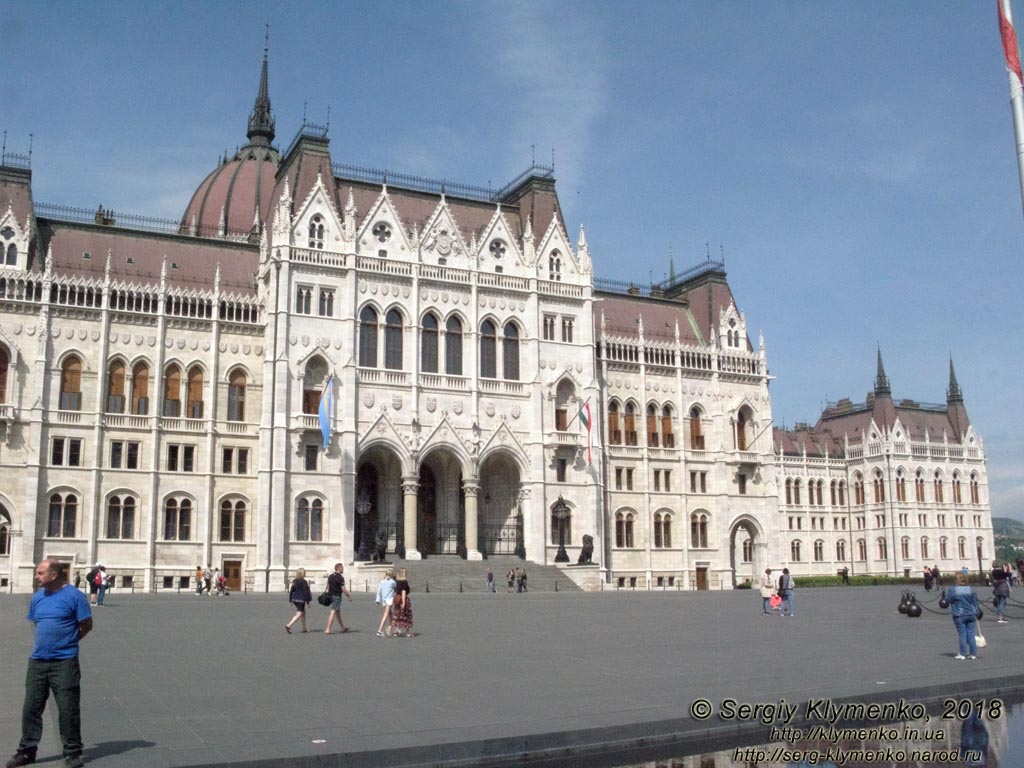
left=183, top=149, right=278, bottom=236
left=36, top=221, right=258, bottom=294
left=595, top=293, right=704, bottom=345
left=1, top=173, right=35, bottom=238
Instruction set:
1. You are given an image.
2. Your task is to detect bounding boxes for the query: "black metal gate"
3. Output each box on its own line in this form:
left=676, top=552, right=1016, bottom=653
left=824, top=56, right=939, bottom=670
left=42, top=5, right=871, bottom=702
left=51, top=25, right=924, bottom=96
left=479, top=514, right=525, bottom=557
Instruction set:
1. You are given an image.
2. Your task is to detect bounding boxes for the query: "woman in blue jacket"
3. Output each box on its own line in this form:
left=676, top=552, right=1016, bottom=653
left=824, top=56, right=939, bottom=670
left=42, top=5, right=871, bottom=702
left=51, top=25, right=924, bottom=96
left=947, top=571, right=981, bottom=660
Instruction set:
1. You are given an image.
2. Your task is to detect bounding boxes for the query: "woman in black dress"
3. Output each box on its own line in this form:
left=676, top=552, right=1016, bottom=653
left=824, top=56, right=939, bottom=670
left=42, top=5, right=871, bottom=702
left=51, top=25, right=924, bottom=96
left=392, top=568, right=413, bottom=637
left=286, top=568, right=312, bottom=633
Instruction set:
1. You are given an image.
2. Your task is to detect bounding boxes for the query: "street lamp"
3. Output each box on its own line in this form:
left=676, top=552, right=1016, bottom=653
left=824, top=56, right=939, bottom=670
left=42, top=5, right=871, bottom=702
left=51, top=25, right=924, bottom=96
left=356, top=492, right=372, bottom=561
left=553, top=495, right=570, bottom=563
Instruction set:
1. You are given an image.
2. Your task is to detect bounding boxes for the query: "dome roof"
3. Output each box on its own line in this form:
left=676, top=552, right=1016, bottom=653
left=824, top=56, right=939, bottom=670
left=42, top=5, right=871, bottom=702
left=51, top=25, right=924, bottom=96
left=182, top=49, right=280, bottom=238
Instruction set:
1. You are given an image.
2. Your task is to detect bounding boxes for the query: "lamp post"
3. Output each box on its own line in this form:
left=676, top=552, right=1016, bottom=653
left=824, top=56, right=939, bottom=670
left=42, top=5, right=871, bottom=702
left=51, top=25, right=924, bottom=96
left=356, top=493, right=372, bottom=561
left=553, top=495, right=570, bottom=563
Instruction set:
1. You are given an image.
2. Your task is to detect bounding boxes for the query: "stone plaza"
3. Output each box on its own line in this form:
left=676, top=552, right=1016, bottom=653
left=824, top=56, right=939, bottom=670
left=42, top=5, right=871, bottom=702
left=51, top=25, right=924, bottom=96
left=1, top=585, right=1021, bottom=767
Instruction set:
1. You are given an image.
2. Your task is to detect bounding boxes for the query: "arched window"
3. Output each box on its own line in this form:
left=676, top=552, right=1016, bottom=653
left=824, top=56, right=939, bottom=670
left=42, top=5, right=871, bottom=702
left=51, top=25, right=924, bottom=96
left=921, top=536, right=929, bottom=560
left=608, top=401, right=621, bottom=444
left=480, top=320, right=497, bottom=378
left=445, top=316, right=463, bottom=375
left=502, top=323, right=519, bottom=380
left=915, top=470, right=926, bottom=502
left=896, top=471, right=907, bottom=502
left=690, top=513, right=708, bottom=548
left=791, top=539, right=802, bottom=561
left=615, top=512, right=634, bottom=548
left=164, top=498, right=192, bottom=541
left=220, top=499, right=246, bottom=542
left=106, top=359, right=126, bottom=413
left=421, top=313, right=439, bottom=374
left=873, top=470, right=885, bottom=503
left=653, top=513, right=665, bottom=548
left=838, top=481, right=846, bottom=506
left=308, top=215, right=324, bottom=249
left=646, top=404, right=659, bottom=447
left=548, top=251, right=562, bottom=282
left=227, top=369, right=246, bottom=422
left=957, top=537, right=966, bottom=560
left=793, top=480, right=801, bottom=506
left=836, top=539, right=846, bottom=561
left=5, top=243, right=15, bottom=266
left=816, top=480, right=824, bottom=506
left=163, top=364, right=182, bottom=417
left=934, top=471, right=944, bottom=503
left=302, top=357, right=329, bottom=415
left=857, top=538, right=867, bottom=561
left=814, top=539, right=824, bottom=562
left=785, top=479, right=793, bottom=506
left=47, top=493, right=77, bottom=538
left=689, top=406, right=705, bottom=449
left=830, top=480, right=838, bottom=506
left=940, top=536, right=949, bottom=559
left=359, top=306, right=378, bottom=368
left=131, top=362, right=149, bottom=415
left=661, top=405, right=674, bottom=448
left=970, top=474, right=980, bottom=505
left=555, top=380, right=574, bottom=431
left=742, top=538, right=753, bottom=562
left=735, top=408, right=750, bottom=451
left=853, top=475, right=865, bottom=506
left=877, top=537, right=887, bottom=560
left=296, top=497, right=324, bottom=542
left=187, top=366, right=204, bottom=419
left=624, top=403, right=637, bottom=446
left=0, top=519, right=9, bottom=555
left=0, top=347, right=8, bottom=404
left=60, top=355, right=82, bottom=411
left=384, top=309, right=403, bottom=370
left=952, top=473, right=962, bottom=504
left=106, top=495, right=136, bottom=539
left=901, top=536, right=911, bottom=560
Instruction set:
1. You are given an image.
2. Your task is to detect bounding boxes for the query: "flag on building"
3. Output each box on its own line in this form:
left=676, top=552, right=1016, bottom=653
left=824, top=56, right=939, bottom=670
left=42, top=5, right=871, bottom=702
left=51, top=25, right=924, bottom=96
left=318, top=375, right=333, bottom=450
left=1000, top=0, right=1023, bottom=84
left=578, top=400, right=592, bottom=465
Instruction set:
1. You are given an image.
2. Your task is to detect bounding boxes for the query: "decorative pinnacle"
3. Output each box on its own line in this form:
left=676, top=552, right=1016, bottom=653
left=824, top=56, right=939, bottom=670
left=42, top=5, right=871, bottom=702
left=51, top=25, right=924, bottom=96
left=947, top=356, right=963, bottom=404
left=874, top=346, right=891, bottom=397
left=246, top=32, right=275, bottom=147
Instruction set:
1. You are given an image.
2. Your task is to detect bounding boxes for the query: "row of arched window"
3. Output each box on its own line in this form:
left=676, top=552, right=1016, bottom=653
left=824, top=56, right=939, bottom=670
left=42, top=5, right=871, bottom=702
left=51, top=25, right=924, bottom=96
left=606, top=402, right=754, bottom=451
left=57, top=356, right=249, bottom=421
left=358, top=307, right=521, bottom=380
left=43, top=493, right=326, bottom=543
left=785, top=479, right=846, bottom=506
left=786, top=469, right=983, bottom=508
left=612, top=511, right=709, bottom=549
left=785, top=535, right=983, bottom=563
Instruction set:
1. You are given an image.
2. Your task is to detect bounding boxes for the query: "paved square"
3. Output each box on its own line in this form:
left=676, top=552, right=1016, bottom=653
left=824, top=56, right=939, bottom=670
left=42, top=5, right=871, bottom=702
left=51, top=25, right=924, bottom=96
left=1, top=586, right=1020, bottom=767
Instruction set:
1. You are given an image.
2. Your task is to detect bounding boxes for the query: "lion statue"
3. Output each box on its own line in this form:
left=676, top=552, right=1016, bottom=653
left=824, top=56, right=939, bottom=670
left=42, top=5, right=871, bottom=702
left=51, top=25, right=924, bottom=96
left=577, top=534, right=594, bottom=564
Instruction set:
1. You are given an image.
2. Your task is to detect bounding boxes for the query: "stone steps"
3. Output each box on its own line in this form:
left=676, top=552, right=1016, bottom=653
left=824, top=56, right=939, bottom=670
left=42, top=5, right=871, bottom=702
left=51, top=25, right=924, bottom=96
left=348, top=555, right=582, bottom=594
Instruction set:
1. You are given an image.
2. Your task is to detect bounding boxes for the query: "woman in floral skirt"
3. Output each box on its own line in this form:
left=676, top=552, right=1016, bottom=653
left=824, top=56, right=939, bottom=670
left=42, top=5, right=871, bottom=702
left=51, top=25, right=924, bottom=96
left=392, top=567, right=413, bottom=637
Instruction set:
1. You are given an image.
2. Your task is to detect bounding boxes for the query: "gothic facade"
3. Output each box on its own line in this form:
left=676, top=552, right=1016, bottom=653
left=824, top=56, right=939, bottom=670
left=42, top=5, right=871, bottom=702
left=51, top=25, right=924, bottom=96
left=0, top=58, right=993, bottom=592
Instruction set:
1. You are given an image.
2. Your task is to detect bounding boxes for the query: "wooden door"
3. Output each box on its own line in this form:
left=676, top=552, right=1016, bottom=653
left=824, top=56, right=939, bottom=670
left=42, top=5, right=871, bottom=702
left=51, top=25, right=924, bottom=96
left=695, top=566, right=709, bottom=591
left=224, top=560, right=242, bottom=591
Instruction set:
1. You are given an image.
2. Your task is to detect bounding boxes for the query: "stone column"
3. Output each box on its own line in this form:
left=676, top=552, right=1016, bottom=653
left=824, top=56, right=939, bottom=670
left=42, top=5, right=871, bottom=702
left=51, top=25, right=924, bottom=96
left=463, top=480, right=482, bottom=561
left=402, top=477, right=420, bottom=559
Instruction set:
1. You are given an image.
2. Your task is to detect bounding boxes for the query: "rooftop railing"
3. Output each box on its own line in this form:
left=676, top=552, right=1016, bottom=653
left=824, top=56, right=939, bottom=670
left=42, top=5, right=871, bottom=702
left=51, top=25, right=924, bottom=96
left=332, top=161, right=555, bottom=204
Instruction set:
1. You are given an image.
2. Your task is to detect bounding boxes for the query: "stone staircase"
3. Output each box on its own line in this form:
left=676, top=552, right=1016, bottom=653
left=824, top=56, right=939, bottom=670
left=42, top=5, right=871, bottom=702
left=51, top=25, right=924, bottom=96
left=348, top=555, right=582, bottom=594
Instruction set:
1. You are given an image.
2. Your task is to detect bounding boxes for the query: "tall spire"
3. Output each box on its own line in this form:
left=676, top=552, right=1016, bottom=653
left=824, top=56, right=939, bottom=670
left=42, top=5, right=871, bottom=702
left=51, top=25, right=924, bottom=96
left=246, top=27, right=275, bottom=147
left=947, top=355, right=964, bottom=404
left=874, top=346, right=891, bottom=397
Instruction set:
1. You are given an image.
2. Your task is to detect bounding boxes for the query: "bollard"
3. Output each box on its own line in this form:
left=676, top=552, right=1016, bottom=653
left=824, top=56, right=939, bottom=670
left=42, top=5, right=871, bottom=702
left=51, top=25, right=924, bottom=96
left=554, top=580, right=559, bottom=592
left=425, top=581, right=430, bottom=593
left=459, top=581, right=463, bottom=593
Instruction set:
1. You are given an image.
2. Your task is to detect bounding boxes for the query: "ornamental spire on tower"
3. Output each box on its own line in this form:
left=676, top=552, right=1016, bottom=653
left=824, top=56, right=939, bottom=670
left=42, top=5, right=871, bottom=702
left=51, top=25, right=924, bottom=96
left=246, top=27, right=275, bottom=147
left=874, top=346, right=891, bottom=397
left=947, top=355, right=964, bottom=404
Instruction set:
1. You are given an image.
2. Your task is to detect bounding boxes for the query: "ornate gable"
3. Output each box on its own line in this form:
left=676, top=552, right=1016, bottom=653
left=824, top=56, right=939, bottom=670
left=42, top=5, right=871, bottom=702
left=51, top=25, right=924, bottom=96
left=535, top=214, right=580, bottom=280
left=478, top=418, right=529, bottom=469
left=476, top=206, right=524, bottom=272
left=0, top=202, right=31, bottom=271
left=419, top=197, right=469, bottom=266
left=292, top=172, right=345, bottom=252
left=418, top=412, right=473, bottom=465
left=359, top=409, right=412, bottom=460
left=356, top=186, right=413, bottom=259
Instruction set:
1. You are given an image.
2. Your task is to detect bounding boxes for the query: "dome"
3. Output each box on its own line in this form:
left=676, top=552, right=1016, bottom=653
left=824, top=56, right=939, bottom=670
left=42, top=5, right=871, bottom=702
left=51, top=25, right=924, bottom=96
left=181, top=49, right=280, bottom=238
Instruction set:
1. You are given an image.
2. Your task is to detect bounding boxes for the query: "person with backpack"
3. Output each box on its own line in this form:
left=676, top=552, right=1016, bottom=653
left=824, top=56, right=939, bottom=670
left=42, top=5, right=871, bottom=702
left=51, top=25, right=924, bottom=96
left=778, top=568, right=795, bottom=617
left=85, top=564, right=104, bottom=606
left=96, top=567, right=108, bottom=606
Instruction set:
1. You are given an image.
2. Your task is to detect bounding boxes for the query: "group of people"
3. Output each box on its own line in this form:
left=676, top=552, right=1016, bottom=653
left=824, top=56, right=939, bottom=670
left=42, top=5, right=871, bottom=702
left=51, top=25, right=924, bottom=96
left=506, top=567, right=528, bottom=593
left=194, top=565, right=228, bottom=596
left=80, top=564, right=110, bottom=607
left=758, top=568, right=795, bottom=616
left=284, top=563, right=414, bottom=638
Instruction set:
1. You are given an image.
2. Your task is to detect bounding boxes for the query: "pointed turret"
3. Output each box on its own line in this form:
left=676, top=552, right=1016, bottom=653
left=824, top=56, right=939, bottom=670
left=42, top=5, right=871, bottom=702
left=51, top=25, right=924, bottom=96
left=874, top=347, right=891, bottom=397
left=946, top=356, right=970, bottom=438
left=246, top=37, right=276, bottom=148
left=872, top=347, right=896, bottom=429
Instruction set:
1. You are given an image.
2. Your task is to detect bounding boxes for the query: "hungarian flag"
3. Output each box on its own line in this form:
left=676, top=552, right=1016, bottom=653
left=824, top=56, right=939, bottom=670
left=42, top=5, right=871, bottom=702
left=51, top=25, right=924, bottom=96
left=1000, top=0, right=1023, bottom=85
left=578, top=400, right=592, bottom=465
left=318, top=375, right=333, bottom=451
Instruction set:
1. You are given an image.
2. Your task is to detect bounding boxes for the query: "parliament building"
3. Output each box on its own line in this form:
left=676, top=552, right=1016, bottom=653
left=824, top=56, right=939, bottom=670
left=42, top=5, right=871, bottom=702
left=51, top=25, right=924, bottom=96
left=0, top=55, right=993, bottom=592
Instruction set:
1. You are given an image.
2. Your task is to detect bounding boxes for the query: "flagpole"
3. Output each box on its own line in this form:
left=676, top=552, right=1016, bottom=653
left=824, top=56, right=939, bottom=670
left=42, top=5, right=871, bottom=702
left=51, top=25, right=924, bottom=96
left=999, top=0, right=1024, bottom=218
left=564, top=396, right=592, bottom=432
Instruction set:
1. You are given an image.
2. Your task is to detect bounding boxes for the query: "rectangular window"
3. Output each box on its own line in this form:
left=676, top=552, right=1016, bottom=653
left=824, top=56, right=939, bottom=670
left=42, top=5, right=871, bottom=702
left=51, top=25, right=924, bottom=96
left=183, top=446, right=195, bottom=473
left=237, top=448, right=248, bottom=475
left=52, top=438, right=65, bottom=466
left=126, top=442, right=139, bottom=469
left=626, top=468, right=634, bottom=491
left=305, top=444, right=318, bottom=472
left=52, top=438, right=83, bottom=466
left=167, top=444, right=179, bottom=472
left=561, top=317, right=574, bottom=343
left=318, top=288, right=335, bottom=317
left=222, top=448, right=233, bottom=474
left=68, top=439, right=81, bottom=466
left=664, top=470, right=671, bottom=492
left=700, top=472, right=707, bottom=493
left=615, top=467, right=622, bottom=490
left=737, top=473, right=747, bottom=495
left=556, top=458, right=567, bottom=482
left=543, top=315, right=556, bottom=341
left=295, top=286, right=312, bottom=314
left=653, top=470, right=661, bottom=492
left=110, top=441, right=123, bottom=469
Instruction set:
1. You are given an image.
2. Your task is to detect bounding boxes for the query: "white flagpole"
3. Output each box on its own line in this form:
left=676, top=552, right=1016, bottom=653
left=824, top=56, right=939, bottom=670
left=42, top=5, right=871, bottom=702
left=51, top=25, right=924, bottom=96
left=1000, top=0, right=1024, bottom=218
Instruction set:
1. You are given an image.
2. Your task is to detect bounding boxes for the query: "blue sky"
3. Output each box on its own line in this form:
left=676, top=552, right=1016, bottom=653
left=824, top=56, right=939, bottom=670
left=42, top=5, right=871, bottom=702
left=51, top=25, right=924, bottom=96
left=5, top=2, right=1023, bottom=521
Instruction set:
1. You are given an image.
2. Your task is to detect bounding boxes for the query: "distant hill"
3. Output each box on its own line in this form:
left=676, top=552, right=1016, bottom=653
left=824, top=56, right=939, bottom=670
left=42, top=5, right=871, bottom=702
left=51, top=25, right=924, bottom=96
left=993, top=517, right=1024, bottom=537
left=994, top=517, right=1024, bottom=562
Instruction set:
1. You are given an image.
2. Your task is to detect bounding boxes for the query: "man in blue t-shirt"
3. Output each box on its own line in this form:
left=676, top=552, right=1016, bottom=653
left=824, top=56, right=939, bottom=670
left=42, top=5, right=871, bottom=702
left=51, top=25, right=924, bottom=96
left=6, top=559, right=92, bottom=768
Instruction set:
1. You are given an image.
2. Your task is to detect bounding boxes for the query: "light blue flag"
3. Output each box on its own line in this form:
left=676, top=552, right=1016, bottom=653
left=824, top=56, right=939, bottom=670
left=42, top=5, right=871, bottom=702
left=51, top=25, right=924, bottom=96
left=318, top=375, right=333, bottom=450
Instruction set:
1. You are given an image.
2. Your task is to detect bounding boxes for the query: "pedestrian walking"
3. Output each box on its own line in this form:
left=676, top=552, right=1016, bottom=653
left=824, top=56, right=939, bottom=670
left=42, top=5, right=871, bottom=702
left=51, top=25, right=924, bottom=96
left=778, top=568, right=795, bottom=617
left=204, top=565, right=213, bottom=597
left=324, top=563, right=351, bottom=634
left=375, top=569, right=397, bottom=637
left=85, top=564, right=103, bottom=606
left=991, top=561, right=1010, bottom=624
left=392, top=568, right=414, bottom=637
left=485, top=569, right=496, bottom=593
left=5, top=559, right=92, bottom=768
left=285, top=568, right=312, bottom=634
left=506, top=569, right=515, bottom=593
left=932, top=565, right=942, bottom=589
left=759, top=568, right=775, bottom=615
left=520, top=569, right=528, bottom=593
left=194, top=565, right=205, bottom=595
left=515, top=567, right=523, bottom=593
left=947, top=571, right=981, bottom=660
left=841, top=566, right=850, bottom=586
left=923, top=567, right=933, bottom=592
left=96, top=568, right=110, bottom=607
